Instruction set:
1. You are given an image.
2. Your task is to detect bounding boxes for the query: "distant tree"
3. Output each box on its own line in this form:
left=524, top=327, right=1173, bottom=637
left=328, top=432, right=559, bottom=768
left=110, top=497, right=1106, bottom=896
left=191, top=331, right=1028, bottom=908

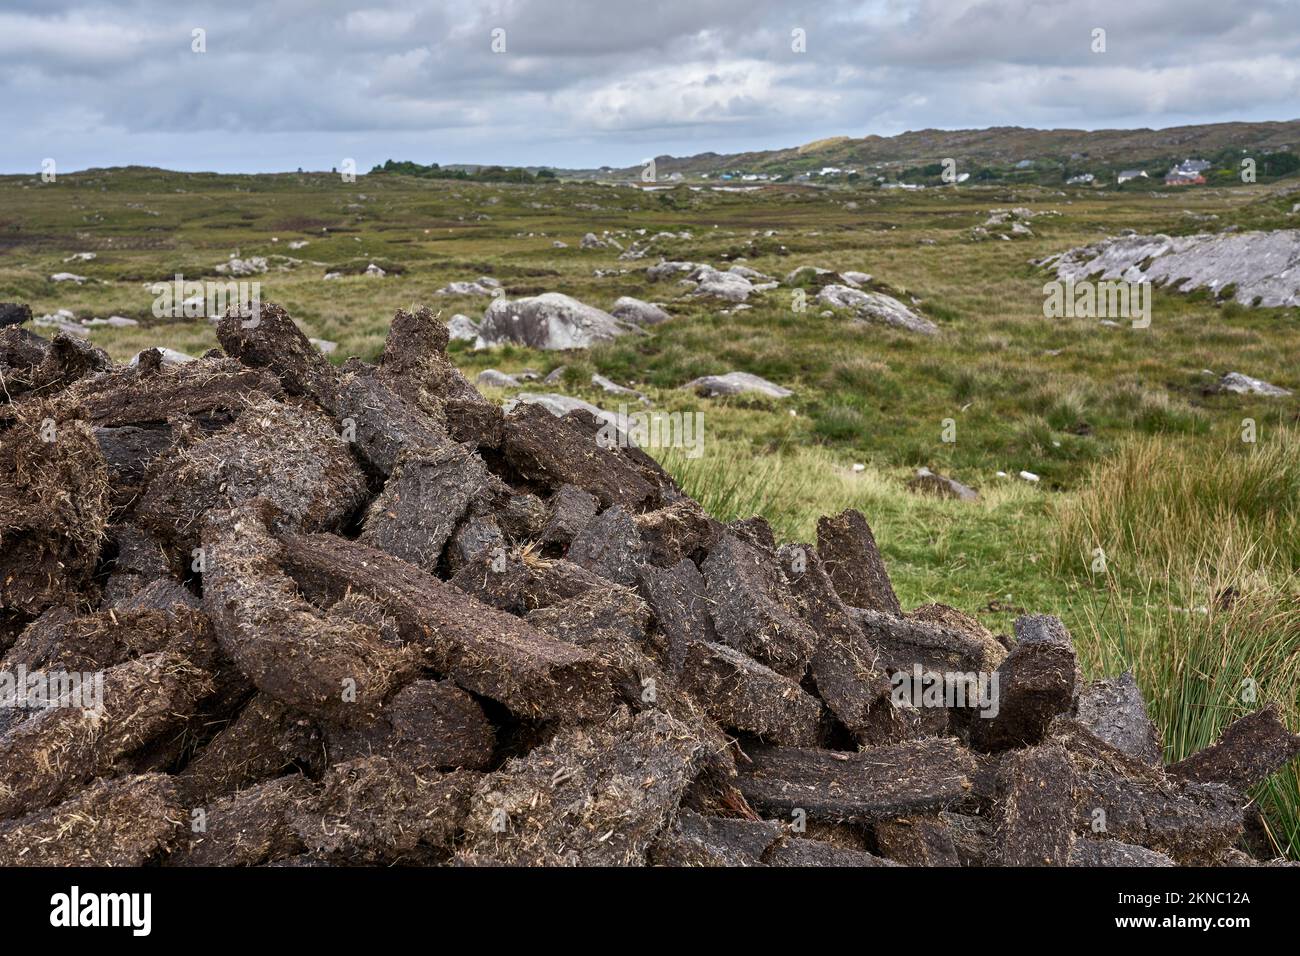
left=1261, top=152, right=1300, bottom=178
left=369, top=159, right=538, bottom=183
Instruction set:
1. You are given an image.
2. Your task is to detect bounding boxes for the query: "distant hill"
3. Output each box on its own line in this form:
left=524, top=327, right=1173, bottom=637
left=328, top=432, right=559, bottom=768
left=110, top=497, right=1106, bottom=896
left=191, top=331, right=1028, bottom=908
left=21, top=120, right=1299, bottom=187
left=559, top=120, right=1300, bottom=185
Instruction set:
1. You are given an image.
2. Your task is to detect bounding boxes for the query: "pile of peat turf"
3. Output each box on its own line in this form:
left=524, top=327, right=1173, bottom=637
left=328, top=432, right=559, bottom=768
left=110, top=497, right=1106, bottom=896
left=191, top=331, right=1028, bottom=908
left=1, top=303, right=1298, bottom=867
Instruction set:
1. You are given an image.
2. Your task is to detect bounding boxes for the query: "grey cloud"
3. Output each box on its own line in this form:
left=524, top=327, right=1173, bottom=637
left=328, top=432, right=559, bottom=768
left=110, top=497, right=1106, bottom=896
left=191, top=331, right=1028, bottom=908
left=0, top=0, right=1296, bottom=173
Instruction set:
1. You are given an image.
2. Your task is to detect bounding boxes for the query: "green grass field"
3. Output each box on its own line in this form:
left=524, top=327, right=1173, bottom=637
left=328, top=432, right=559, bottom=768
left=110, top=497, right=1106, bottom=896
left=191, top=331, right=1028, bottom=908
left=3, top=166, right=1297, bottom=855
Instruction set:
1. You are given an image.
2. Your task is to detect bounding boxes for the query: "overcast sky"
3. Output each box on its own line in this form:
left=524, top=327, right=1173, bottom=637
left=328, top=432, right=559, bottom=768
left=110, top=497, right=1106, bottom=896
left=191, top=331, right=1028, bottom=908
left=2, top=0, right=1298, bottom=174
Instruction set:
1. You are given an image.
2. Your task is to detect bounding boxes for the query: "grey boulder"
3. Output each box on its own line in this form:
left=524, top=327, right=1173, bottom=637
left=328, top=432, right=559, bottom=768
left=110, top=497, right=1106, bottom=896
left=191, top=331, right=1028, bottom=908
left=1216, top=372, right=1291, bottom=397
left=1039, top=229, right=1300, bottom=308
left=685, top=372, right=792, bottom=399
left=447, top=314, right=479, bottom=342
left=818, top=285, right=938, bottom=335
left=475, top=293, right=641, bottom=350
left=477, top=369, right=520, bottom=388
left=610, top=296, right=671, bottom=326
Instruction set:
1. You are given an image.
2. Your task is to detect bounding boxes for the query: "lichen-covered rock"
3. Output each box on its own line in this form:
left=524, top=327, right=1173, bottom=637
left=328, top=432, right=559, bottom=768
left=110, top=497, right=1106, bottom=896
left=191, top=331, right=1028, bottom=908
left=818, top=284, right=939, bottom=334
left=685, top=372, right=792, bottom=399
left=1039, top=229, right=1300, bottom=308
left=477, top=293, right=640, bottom=349
left=610, top=296, right=671, bottom=326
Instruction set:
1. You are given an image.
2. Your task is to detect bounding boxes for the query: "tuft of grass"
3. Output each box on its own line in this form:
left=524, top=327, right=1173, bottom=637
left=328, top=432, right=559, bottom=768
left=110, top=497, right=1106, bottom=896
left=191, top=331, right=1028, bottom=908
left=1053, top=428, right=1300, bottom=858
left=1052, top=426, right=1300, bottom=588
left=660, top=435, right=1300, bottom=859
left=654, top=440, right=1060, bottom=631
left=655, top=441, right=820, bottom=534
left=1069, top=575, right=1300, bottom=859
left=812, top=404, right=870, bottom=443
